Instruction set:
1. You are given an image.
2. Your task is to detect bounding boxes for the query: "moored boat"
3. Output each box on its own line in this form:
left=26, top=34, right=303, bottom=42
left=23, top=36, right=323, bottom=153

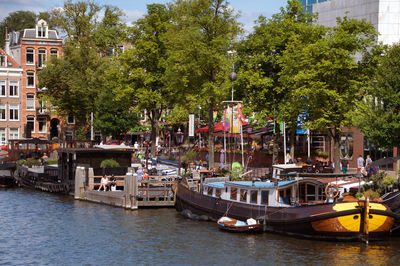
left=217, top=216, right=263, bottom=233
left=175, top=175, right=397, bottom=241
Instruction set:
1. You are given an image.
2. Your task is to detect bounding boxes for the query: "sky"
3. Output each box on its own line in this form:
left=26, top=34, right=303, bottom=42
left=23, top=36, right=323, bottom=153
left=0, top=0, right=288, bottom=32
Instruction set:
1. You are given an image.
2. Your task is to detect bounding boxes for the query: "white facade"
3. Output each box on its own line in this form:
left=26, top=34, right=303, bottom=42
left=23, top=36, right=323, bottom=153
left=314, top=0, right=400, bottom=45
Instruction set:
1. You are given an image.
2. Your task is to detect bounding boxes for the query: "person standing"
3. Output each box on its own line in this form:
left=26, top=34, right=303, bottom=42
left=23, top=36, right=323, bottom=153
left=366, top=155, right=373, bottom=177
left=357, top=155, right=365, bottom=172
left=341, top=157, right=349, bottom=174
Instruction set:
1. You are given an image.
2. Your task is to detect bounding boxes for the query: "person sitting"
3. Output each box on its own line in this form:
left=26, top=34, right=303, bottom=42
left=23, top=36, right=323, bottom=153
left=98, top=175, right=108, bottom=191
left=110, top=174, right=117, bottom=191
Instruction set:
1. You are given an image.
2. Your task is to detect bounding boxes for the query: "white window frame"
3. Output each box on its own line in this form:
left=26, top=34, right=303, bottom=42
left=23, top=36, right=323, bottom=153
left=9, top=104, right=19, bottom=121
left=26, top=94, right=35, bottom=110
left=9, top=128, right=19, bottom=140
left=65, top=130, right=73, bottom=141
left=9, top=81, right=19, bottom=97
left=26, top=48, right=35, bottom=65
left=0, top=128, right=6, bottom=145
left=38, top=49, right=46, bottom=67
left=67, top=115, right=75, bottom=125
left=26, top=71, right=35, bottom=88
left=0, top=104, right=6, bottom=121
left=0, top=80, right=5, bottom=97
left=38, top=118, right=47, bottom=133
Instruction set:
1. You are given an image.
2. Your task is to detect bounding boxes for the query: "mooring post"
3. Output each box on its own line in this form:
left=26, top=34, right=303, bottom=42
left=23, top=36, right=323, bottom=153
left=88, top=168, right=94, bottom=190
left=74, top=166, right=86, bottom=200
left=124, top=171, right=132, bottom=209
left=132, top=172, right=138, bottom=210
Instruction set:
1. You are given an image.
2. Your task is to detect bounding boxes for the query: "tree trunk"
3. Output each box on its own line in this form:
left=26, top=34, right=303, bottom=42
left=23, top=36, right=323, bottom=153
left=332, top=127, right=341, bottom=174
left=150, top=109, right=159, bottom=157
left=208, top=101, right=215, bottom=170
left=289, top=126, right=295, bottom=160
left=272, top=126, right=281, bottom=165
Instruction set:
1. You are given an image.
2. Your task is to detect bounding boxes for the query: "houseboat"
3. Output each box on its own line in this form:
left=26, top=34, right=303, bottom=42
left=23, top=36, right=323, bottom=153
left=175, top=176, right=397, bottom=241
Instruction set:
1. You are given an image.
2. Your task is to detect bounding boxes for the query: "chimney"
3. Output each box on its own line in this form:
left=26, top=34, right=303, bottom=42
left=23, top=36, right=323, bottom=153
left=5, top=26, right=10, bottom=54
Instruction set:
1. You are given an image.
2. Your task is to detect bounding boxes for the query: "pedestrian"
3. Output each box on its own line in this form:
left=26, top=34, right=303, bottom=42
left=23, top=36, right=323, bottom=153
left=285, top=153, right=293, bottom=164
left=98, top=175, right=108, bottom=191
left=341, top=157, right=349, bottom=174
left=366, top=155, right=373, bottom=177
left=357, top=155, right=364, bottom=172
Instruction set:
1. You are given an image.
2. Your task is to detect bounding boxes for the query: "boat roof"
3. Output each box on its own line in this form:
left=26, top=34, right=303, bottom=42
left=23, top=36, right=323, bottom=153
left=272, top=164, right=302, bottom=169
left=206, top=180, right=297, bottom=189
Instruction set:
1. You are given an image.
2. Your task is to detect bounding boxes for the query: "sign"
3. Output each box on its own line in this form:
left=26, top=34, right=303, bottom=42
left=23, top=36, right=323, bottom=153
left=188, top=114, right=195, bottom=137
left=296, top=112, right=308, bottom=135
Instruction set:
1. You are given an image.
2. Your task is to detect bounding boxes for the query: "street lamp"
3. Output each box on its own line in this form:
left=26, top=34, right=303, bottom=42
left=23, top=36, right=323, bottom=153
left=198, top=106, right=201, bottom=148
left=175, top=128, right=184, bottom=176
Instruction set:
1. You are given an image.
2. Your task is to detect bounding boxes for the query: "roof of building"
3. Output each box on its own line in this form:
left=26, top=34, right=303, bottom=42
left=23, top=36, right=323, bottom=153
left=0, top=48, right=21, bottom=68
left=23, top=29, right=59, bottom=40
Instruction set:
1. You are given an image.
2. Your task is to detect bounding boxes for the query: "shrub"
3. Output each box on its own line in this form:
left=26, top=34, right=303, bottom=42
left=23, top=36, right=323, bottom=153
left=100, top=159, right=120, bottom=168
left=363, top=189, right=380, bottom=200
left=46, top=159, right=58, bottom=165
left=383, top=176, right=396, bottom=189
left=232, top=162, right=243, bottom=180
left=183, top=149, right=197, bottom=164
left=25, top=159, right=41, bottom=167
left=16, top=159, right=26, bottom=166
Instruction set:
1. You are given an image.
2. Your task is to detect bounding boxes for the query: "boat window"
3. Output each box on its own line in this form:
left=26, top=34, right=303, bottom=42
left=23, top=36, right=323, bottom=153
left=279, top=188, right=291, bottom=204
left=207, top=187, right=213, bottom=196
left=215, top=189, right=221, bottom=198
left=28, top=143, right=36, bottom=150
left=261, top=191, right=269, bottom=204
left=18, top=143, right=27, bottom=150
left=250, top=190, right=258, bottom=203
left=240, top=189, right=247, bottom=202
left=307, top=184, right=316, bottom=201
left=230, top=188, right=237, bottom=200
left=318, top=186, right=326, bottom=201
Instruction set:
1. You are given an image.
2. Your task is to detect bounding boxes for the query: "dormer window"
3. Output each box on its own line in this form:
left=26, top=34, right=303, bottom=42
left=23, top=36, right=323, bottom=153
left=0, top=55, right=5, bottom=67
left=36, top=19, right=48, bottom=38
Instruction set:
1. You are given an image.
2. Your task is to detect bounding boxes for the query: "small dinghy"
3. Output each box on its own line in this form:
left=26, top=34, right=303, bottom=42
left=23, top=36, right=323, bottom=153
left=217, top=217, right=263, bottom=233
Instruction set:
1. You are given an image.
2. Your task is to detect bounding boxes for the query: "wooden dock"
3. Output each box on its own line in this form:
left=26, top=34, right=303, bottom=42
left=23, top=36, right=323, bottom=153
left=74, top=167, right=177, bottom=208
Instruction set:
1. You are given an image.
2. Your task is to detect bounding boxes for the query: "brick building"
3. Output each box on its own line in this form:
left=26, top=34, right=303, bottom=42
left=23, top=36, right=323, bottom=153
left=5, top=19, right=63, bottom=140
left=0, top=48, right=23, bottom=144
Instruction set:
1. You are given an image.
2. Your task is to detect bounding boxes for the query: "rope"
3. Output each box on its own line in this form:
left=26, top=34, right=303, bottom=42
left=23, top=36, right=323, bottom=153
left=224, top=202, right=234, bottom=217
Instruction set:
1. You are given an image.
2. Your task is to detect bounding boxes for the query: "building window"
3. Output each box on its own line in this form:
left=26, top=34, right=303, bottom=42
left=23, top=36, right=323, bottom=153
left=0, top=55, right=5, bottom=67
left=38, top=101, right=47, bottom=114
left=38, top=26, right=46, bottom=37
left=340, top=134, right=354, bottom=160
left=9, top=104, right=19, bottom=121
left=50, top=49, right=58, bottom=59
left=26, top=94, right=35, bottom=110
left=66, top=131, right=73, bottom=141
left=26, top=48, right=34, bottom=64
left=38, top=49, right=46, bottom=67
left=27, top=116, right=35, bottom=133
left=0, top=80, right=5, bottom=97
left=0, top=128, right=5, bottom=145
left=67, top=115, right=75, bottom=124
left=9, top=128, right=19, bottom=140
left=9, top=81, right=19, bottom=97
left=27, top=71, right=35, bottom=88
left=38, top=118, right=47, bottom=133
left=0, top=104, right=5, bottom=121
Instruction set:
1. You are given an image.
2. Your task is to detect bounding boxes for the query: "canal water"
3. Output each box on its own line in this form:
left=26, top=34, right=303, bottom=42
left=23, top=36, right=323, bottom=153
left=1, top=188, right=400, bottom=265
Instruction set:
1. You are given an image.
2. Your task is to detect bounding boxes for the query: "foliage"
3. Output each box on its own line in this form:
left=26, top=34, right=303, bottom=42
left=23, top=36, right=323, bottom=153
left=39, top=1, right=127, bottom=122
left=231, top=162, right=243, bottom=180
left=166, top=0, right=241, bottom=169
left=0, top=11, right=37, bottom=47
left=24, top=159, right=41, bottom=167
left=16, top=159, right=27, bottom=166
left=182, top=149, right=198, bottom=164
left=46, top=159, right=59, bottom=165
left=354, top=43, right=400, bottom=152
left=382, top=176, right=396, bottom=189
left=112, top=4, right=173, bottom=156
left=362, top=189, right=381, bottom=200
left=100, top=159, right=120, bottom=168
left=315, top=149, right=328, bottom=158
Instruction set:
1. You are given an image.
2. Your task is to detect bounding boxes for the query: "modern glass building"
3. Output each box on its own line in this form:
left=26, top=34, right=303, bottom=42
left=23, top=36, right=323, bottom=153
left=300, top=0, right=328, bottom=13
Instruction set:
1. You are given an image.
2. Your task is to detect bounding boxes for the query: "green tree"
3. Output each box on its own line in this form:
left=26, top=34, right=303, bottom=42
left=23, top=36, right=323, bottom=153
left=355, top=44, right=400, bottom=161
left=0, top=11, right=37, bottom=47
left=38, top=1, right=127, bottom=124
left=237, top=0, right=316, bottom=163
left=284, top=17, right=378, bottom=172
left=165, top=0, right=240, bottom=169
left=112, top=4, right=173, bottom=156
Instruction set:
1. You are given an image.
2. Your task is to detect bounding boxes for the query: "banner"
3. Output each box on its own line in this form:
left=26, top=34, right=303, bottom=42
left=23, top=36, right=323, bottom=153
left=188, top=114, right=195, bottom=137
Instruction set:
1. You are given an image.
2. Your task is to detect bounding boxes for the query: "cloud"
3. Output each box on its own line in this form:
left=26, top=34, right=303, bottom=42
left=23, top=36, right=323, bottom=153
left=122, top=9, right=144, bottom=26
left=0, top=0, right=48, bottom=21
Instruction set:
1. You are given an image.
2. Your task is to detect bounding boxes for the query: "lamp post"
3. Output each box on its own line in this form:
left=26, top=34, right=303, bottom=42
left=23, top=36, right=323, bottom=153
left=175, top=128, right=184, bottom=176
left=198, top=106, right=201, bottom=148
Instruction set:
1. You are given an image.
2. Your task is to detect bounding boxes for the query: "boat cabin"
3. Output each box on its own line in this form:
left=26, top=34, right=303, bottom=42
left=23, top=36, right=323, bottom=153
left=203, top=179, right=327, bottom=207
